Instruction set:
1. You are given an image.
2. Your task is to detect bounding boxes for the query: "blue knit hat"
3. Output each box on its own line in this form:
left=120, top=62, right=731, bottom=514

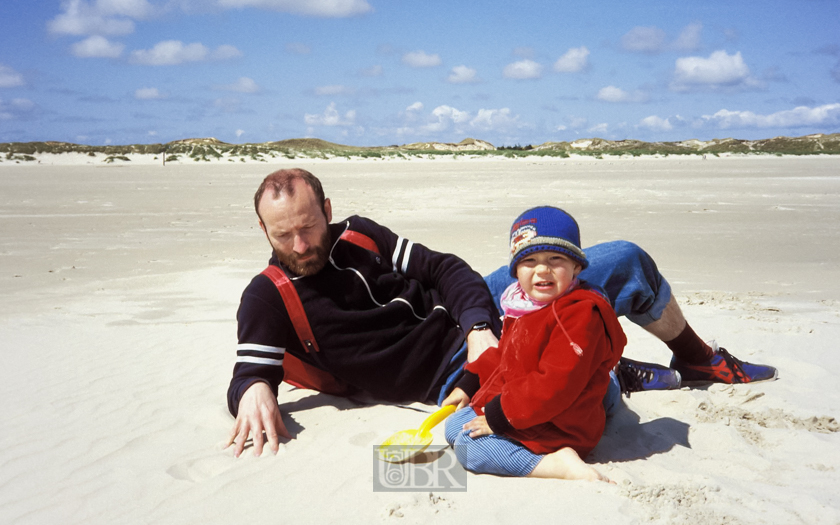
left=509, top=206, right=588, bottom=276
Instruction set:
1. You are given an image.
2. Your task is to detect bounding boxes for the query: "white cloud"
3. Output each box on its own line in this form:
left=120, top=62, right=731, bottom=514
left=597, top=86, right=628, bottom=102
left=97, top=0, right=154, bottom=18
left=723, top=27, right=739, bottom=42
left=314, top=85, right=354, bottom=96
left=402, top=51, right=441, bottom=68
left=218, top=0, right=372, bottom=17
left=432, top=104, right=469, bottom=123
left=447, top=65, right=479, bottom=84
left=212, top=45, right=243, bottom=60
left=0, top=65, right=25, bottom=88
left=130, top=41, right=241, bottom=65
left=0, top=98, right=36, bottom=120
left=638, top=115, right=673, bottom=131
left=702, top=103, right=840, bottom=129
left=359, top=64, right=383, bottom=77
left=396, top=104, right=521, bottom=137
left=568, top=117, right=588, bottom=129
left=71, top=35, right=124, bottom=58
left=671, top=50, right=758, bottom=91
left=621, top=26, right=667, bottom=53
left=622, top=23, right=703, bottom=54
left=217, top=77, right=260, bottom=93
left=213, top=97, right=242, bottom=113
left=513, top=47, right=535, bottom=59
left=470, top=108, right=518, bottom=131
left=553, top=46, right=589, bottom=73
left=588, top=123, right=609, bottom=134
left=305, top=102, right=356, bottom=126
left=236, top=129, right=245, bottom=137
left=555, top=117, right=587, bottom=132
left=596, top=85, right=647, bottom=103
left=411, top=105, right=468, bottom=134
left=47, top=0, right=153, bottom=36
left=286, top=42, right=311, bottom=54
left=503, top=59, right=542, bottom=79
left=673, top=22, right=702, bottom=51
left=134, top=87, right=164, bottom=99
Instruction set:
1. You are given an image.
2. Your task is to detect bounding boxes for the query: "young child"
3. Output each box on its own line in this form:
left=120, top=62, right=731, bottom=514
left=444, top=206, right=626, bottom=482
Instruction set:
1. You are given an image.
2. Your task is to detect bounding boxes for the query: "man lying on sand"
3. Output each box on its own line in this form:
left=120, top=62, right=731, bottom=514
left=225, top=168, right=777, bottom=457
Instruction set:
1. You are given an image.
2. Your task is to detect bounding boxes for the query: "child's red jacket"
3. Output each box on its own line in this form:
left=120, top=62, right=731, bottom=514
left=466, top=286, right=626, bottom=456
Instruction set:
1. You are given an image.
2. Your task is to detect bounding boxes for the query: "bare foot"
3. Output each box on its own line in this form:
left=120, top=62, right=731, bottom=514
left=527, top=447, right=612, bottom=483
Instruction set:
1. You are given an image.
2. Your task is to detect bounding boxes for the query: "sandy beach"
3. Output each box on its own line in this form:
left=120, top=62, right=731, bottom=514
left=1, top=155, right=839, bottom=524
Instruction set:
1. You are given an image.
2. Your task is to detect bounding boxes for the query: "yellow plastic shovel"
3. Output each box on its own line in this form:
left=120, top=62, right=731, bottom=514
left=378, top=405, right=456, bottom=463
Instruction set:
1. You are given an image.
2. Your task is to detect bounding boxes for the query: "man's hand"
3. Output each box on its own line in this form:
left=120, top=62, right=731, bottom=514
left=227, top=382, right=291, bottom=457
left=441, top=387, right=470, bottom=410
left=463, top=415, right=493, bottom=438
left=466, top=328, right=498, bottom=362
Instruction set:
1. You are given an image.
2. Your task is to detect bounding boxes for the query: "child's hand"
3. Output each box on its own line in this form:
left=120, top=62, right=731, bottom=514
left=464, top=415, right=493, bottom=438
left=441, top=387, right=470, bottom=409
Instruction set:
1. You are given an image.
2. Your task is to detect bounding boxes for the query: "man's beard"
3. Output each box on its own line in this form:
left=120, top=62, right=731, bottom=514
left=275, top=229, right=332, bottom=276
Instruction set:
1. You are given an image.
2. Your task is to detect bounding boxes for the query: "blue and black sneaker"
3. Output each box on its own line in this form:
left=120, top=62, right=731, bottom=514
left=670, top=342, right=778, bottom=385
left=616, top=357, right=682, bottom=396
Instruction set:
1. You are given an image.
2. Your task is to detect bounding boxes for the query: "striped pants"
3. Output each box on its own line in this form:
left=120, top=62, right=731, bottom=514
left=444, top=407, right=544, bottom=477
left=443, top=372, right=621, bottom=477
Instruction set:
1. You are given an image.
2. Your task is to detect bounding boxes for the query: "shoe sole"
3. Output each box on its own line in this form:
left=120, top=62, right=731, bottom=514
left=680, top=369, right=779, bottom=387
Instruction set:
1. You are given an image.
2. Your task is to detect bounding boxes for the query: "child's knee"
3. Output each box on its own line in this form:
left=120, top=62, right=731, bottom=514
left=444, top=407, right=474, bottom=446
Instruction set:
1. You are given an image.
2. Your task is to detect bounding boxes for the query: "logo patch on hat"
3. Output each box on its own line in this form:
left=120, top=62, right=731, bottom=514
left=510, top=225, right=537, bottom=256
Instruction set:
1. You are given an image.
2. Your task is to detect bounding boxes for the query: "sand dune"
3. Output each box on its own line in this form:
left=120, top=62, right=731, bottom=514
left=1, top=156, right=839, bottom=524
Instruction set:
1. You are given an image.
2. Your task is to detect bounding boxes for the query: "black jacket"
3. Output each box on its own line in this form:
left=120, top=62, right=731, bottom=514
left=227, top=215, right=499, bottom=415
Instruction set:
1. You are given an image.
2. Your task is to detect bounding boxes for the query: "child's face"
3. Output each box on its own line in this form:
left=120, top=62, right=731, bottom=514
left=516, top=251, right=582, bottom=303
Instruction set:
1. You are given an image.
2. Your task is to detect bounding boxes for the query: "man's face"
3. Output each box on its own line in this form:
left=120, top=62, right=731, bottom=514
left=258, top=179, right=333, bottom=276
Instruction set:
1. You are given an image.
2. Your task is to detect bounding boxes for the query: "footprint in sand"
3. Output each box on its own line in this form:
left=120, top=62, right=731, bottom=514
left=167, top=444, right=286, bottom=482
left=695, top=398, right=839, bottom=445
left=383, top=492, right=454, bottom=519
left=167, top=453, right=237, bottom=482
left=349, top=431, right=378, bottom=447
left=620, top=481, right=723, bottom=523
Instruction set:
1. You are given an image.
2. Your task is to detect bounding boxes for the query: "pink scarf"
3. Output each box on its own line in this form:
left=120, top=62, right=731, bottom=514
left=499, top=279, right=585, bottom=356
left=500, top=279, right=579, bottom=317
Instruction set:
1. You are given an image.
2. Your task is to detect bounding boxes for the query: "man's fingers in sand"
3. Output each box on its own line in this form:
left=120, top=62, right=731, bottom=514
left=251, top=417, right=267, bottom=457
left=259, top=405, right=288, bottom=454
left=274, top=409, right=292, bottom=439
left=227, top=419, right=254, bottom=458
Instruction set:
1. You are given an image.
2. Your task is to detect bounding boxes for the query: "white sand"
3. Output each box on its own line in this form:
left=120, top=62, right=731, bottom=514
left=1, top=156, right=839, bottom=524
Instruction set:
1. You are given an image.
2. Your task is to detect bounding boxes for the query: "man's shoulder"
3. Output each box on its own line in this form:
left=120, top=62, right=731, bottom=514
left=241, top=266, right=299, bottom=309
left=337, top=215, right=385, bottom=234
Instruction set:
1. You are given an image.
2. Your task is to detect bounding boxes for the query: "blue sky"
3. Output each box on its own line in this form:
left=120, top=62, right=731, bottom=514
left=1, top=0, right=838, bottom=146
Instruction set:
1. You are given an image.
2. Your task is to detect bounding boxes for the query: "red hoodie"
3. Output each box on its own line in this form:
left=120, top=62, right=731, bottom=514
left=466, top=286, right=626, bottom=456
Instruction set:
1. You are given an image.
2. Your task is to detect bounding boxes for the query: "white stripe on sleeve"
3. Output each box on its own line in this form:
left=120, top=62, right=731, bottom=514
left=236, top=356, right=284, bottom=366
left=400, top=240, right=414, bottom=273
left=237, top=343, right=285, bottom=355
left=392, top=236, right=406, bottom=272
